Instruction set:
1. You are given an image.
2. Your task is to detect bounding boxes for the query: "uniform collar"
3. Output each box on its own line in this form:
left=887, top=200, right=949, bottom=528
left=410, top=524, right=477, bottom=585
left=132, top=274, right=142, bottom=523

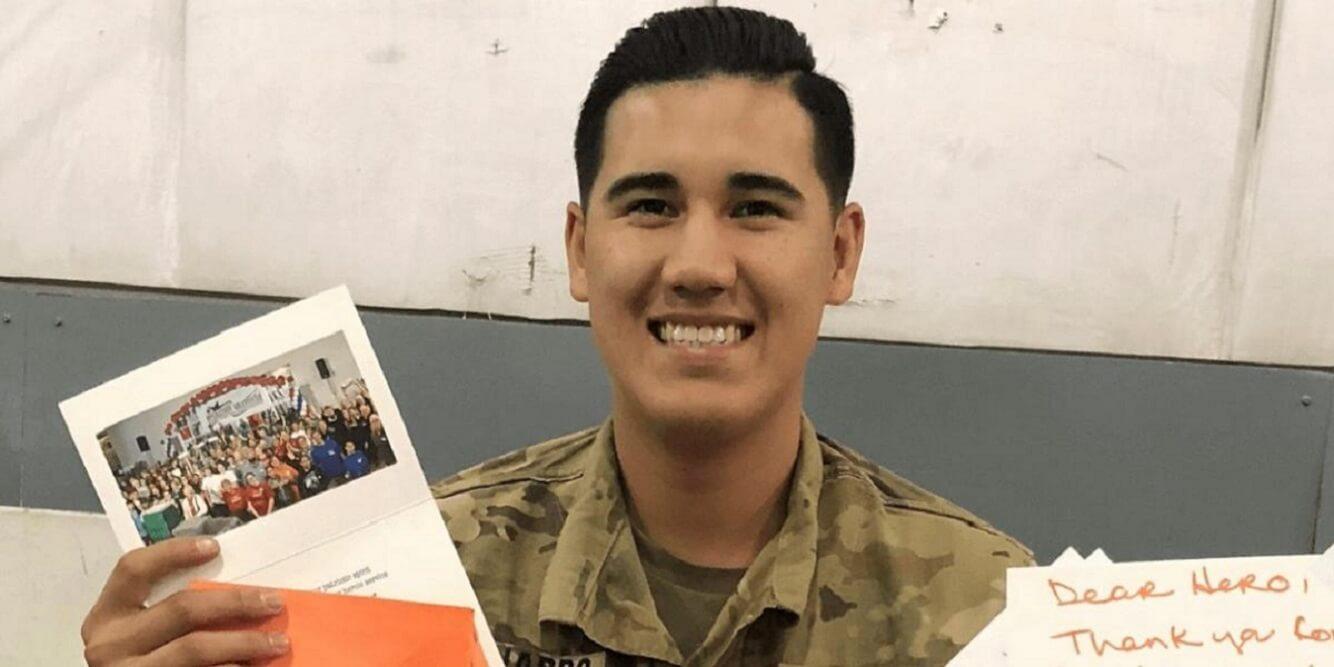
left=739, top=414, right=822, bottom=617
left=538, top=418, right=678, bottom=662
left=537, top=415, right=824, bottom=662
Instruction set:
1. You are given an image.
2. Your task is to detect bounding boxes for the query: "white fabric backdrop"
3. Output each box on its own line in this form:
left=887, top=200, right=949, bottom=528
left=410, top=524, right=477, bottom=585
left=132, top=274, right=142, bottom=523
left=3, top=0, right=1329, bottom=365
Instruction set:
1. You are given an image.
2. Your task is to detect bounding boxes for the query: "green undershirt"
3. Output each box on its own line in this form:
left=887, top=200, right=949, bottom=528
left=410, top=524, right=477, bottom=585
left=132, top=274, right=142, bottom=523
left=633, top=526, right=748, bottom=662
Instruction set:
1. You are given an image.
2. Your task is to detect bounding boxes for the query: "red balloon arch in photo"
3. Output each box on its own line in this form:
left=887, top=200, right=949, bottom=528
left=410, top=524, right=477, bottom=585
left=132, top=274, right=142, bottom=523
left=164, top=374, right=291, bottom=435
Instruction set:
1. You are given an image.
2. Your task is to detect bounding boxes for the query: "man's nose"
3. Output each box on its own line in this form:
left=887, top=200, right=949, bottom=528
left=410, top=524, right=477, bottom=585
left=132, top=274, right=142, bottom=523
left=662, top=213, right=737, bottom=300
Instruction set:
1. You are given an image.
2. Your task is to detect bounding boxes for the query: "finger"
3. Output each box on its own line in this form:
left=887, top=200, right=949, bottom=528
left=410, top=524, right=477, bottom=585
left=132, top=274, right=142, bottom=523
left=117, top=588, right=284, bottom=657
left=85, top=538, right=221, bottom=640
left=98, top=538, right=220, bottom=614
left=142, top=630, right=288, bottom=667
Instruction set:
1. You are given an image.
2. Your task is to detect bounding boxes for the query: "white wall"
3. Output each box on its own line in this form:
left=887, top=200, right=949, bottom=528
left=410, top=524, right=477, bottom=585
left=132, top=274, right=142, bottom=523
left=280, top=331, right=363, bottom=408
left=740, top=0, right=1271, bottom=362
left=2, top=0, right=1329, bottom=366
left=105, top=414, right=168, bottom=471
left=0, top=2, right=183, bottom=290
left=0, top=508, right=120, bottom=666
left=1228, top=0, right=1334, bottom=366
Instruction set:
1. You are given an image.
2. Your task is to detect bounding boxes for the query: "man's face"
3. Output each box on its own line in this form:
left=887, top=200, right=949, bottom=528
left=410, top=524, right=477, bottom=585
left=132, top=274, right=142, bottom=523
left=566, top=76, right=864, bottom=435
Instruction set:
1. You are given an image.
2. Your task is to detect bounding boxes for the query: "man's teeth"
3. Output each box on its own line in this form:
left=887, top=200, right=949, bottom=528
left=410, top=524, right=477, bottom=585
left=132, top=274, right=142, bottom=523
left=657, top=322, right=742, bottom=347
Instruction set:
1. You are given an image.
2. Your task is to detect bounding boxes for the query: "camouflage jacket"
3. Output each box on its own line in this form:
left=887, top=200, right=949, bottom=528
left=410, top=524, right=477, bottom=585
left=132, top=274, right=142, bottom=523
left=432, top=417, right=1033, bottom=666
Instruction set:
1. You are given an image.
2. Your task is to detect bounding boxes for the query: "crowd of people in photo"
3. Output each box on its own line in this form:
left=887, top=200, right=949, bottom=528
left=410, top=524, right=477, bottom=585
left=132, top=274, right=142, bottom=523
left=114, top=381, right=396, bottom=544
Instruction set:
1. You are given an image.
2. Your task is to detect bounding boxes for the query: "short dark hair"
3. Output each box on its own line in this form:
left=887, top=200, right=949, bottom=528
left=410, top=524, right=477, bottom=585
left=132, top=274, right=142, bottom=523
left=574, top=7, right=855, bottom=212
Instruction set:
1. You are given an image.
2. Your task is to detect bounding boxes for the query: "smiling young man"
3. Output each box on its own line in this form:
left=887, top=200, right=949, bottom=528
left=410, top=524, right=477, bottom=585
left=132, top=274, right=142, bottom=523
left=78, top=8, right=1029, bottom=667
left=431, top=7, right=1032, bottom=666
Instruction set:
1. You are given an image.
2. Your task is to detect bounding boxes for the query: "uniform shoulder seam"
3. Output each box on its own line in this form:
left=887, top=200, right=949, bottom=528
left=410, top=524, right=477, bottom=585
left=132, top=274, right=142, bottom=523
left=430, top=426, right=598, bottom=499
left=819, top=437, right=1033, bottom=557
left=435, top=471, right=585, bottom=500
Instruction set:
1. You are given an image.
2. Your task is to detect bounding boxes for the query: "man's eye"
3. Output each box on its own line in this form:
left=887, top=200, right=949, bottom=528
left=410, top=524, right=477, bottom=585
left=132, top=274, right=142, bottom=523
left=626, top=199, right=674, bottom=216
left=732, top=200, right=782, bottom=217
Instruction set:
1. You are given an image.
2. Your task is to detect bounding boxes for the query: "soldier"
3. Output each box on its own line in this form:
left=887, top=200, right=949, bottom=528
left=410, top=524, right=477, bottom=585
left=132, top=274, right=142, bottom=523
left=78, top=7, right=1030, bottom=667
left=433, top=7, right=1032, bottom=666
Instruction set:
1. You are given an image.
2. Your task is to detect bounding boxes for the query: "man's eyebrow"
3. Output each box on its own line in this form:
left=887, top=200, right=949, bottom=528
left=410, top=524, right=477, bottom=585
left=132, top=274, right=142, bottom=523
left=605, top=172, right=680, bottom=201
left=728, top=172, right=804, bottom=201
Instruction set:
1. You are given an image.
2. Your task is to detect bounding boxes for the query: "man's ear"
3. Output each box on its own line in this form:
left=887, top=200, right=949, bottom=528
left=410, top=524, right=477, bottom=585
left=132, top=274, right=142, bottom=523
left=565, top=202, right=590, bottom=303
left=827, top=202, right=866, bottom=305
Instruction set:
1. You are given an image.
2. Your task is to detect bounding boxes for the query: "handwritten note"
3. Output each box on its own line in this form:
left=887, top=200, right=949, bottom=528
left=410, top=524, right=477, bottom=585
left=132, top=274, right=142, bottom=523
left=1005, top=551, right=1334, bottom=665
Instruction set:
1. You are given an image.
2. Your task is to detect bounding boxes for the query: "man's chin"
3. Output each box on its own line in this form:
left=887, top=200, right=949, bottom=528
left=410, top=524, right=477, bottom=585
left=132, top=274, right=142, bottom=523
left=638, top=398, right=763, bottom=442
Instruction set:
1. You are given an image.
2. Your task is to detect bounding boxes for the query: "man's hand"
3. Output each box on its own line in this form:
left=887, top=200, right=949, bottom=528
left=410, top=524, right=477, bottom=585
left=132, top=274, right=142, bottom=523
left=81, top=538, right=289, bottom=666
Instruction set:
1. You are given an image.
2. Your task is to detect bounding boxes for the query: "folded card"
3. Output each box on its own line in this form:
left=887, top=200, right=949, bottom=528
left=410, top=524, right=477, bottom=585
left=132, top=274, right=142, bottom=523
left=61, top=286, right=502, bottom=666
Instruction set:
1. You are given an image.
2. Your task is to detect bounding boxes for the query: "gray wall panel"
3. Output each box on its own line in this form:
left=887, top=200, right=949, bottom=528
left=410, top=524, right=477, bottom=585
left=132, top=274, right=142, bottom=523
left=0, top=290, right=29, bottom=506
left=21, top=289, right=276, bottom=511
left=1312, top=393, right=1334, bottom=550
left=804, top=343, right=1334, bottom=563
left=7, top=280, right=1334, bottom=565
left=364, top=312, right=610, bottom=481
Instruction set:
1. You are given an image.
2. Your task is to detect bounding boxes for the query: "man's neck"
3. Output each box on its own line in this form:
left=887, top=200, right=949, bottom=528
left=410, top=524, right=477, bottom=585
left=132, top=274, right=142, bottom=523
left=612, top=400, right=803, bottom=570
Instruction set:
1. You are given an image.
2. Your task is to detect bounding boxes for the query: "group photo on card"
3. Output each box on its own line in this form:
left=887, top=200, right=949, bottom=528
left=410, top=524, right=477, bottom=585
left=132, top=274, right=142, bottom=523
left=95, top=332, right=398, bottom=546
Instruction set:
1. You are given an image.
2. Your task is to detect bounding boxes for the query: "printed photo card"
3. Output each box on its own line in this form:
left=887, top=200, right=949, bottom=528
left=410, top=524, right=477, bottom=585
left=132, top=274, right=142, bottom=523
left=61, top=286, right=502, bottom=666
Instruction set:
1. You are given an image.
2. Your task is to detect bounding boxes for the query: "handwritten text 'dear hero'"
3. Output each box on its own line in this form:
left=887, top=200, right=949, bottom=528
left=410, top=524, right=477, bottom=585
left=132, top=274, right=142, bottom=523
left=1048, top=578, right=1175, bottom=606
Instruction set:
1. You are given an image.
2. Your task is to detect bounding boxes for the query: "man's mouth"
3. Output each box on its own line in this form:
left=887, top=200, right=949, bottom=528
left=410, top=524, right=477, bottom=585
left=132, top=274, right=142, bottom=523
left=647, top=319, right=755, bottom=348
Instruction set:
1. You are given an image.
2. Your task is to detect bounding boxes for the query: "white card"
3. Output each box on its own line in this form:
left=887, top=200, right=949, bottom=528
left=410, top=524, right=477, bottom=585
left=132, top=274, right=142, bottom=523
left=60, top=286, right=503, bottom=667
left=1005, top=553, right=1334, bottom=665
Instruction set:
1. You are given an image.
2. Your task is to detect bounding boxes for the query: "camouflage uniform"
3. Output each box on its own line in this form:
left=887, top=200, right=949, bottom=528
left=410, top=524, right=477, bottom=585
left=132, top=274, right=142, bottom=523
left=432, top=416, right=1032, bottom=666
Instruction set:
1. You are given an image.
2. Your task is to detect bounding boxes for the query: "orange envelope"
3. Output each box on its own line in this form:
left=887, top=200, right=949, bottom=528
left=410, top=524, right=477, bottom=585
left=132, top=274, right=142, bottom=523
left=189, top=580, right=485, bottom=666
